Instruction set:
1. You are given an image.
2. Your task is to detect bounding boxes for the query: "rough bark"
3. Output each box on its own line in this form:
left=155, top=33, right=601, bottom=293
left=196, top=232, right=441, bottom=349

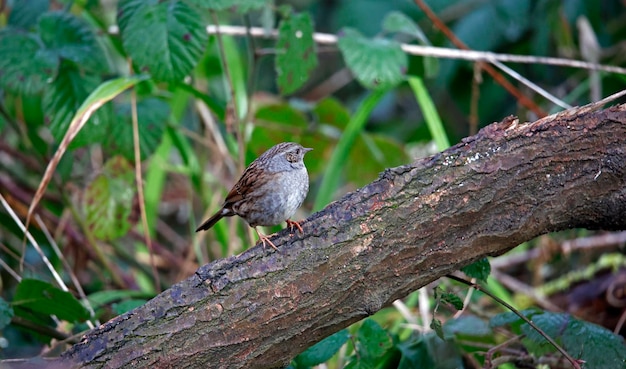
left=44, top=104, right=626, bottom=368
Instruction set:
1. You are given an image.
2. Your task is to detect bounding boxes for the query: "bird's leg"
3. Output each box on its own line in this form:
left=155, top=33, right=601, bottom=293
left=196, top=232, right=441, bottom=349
left=286, top=219, right=304, bottom=234
left=254, top=227, right=279, bottom=251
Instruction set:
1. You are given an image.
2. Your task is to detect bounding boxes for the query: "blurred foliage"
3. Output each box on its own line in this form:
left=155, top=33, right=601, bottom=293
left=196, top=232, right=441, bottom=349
left=0, top=0, right=625, bottom=366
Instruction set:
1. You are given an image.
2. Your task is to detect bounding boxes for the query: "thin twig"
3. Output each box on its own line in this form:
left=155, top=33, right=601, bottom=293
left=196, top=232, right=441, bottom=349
left=0, top=251, right=21, bottom=282
left=446, top=274, right=582, bottom=369
left=491, top=231, right=626, bottom=269
left=10, top=316, right=78, bottom=344
left=203, top=25, right=626, bottom=75
left=0, top=194, right=68, bottom=292
left=491, top=269, right=563, bottom=312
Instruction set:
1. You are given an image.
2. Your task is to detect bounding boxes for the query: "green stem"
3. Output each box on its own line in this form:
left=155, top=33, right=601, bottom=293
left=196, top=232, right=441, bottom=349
left=408, top=76, right=450, bottom=150
left=313, top=88, right=388, bottom=211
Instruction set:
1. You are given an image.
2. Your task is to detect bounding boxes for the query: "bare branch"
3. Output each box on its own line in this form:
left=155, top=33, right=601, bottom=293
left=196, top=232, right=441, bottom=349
left=29, top=103, right=626, bottom=369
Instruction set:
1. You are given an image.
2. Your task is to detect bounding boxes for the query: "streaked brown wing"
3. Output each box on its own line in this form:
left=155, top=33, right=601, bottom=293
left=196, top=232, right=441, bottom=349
left=223, top=161, right=275, bottom=206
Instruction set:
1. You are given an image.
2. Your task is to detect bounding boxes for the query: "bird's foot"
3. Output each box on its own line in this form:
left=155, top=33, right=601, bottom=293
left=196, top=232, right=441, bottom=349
left=254, top=227, right=279, bottom=252
left=286, top=219, right=304, bottom=234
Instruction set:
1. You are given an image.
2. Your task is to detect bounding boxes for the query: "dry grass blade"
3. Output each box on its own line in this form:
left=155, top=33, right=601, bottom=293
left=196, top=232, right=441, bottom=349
left=24, top=76, right=148, bottom=231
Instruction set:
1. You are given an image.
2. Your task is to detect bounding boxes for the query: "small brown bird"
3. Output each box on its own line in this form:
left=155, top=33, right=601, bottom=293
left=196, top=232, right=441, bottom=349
left=196, top=142, right=312, bottom=251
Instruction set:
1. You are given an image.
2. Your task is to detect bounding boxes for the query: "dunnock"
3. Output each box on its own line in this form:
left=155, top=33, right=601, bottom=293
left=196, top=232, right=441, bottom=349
left=196, top=142, right=312, bottom=251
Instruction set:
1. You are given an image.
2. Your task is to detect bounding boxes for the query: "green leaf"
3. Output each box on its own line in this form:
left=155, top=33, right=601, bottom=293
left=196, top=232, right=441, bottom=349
left=337, top=28, right=407, bottom=89
left=461, top=258, right=491, bottom=281
left=313, top=97, right=350, bottom=128
left=293, top=329, right=349, bottom=367
left=489, top=308, right=540, bottom=328
left=0, top=298, right=14, bottom=330
left=444, top=316, right=491, bottom=337
left=44, top=62, right=112, bottom=148
left=356, top=319, right=393, bottom=359
left=84, top=156, right=135, bottom=241
left=276, top=12, right=318, bottom=95
left=388, top=14, right=441, bottom=78
left=440, top=292, right=463, bottom=311
left=255, top=103, right=309, bottom=128
left=0, top=30, right=58, bottom=94
left=12, top=279, right=90, bottom=322
left=37, top=11, right=106, bottom=73
left=397, top=333, right=463, bottom=369
left=521, top=312, right=626, bottom=369
left=186, top=0, right=269, bottom=12
left=382, top=11, right=428, bottom=44
left=397, top=335, right=434, bottom=369
left=562, top=319, right=626, bottom=369
left=118, top=0, right=208, bottom=83
left=518, top=311, right=626, bottom=368
left=107, top=98, right=169, bottom=161
left=8, top=0, right=50, bottom=30
left=430, top=318, right=444, bottom=340
left=521, top=311, right=569, bottom=356
left=345, top=134, right=408, bottom=187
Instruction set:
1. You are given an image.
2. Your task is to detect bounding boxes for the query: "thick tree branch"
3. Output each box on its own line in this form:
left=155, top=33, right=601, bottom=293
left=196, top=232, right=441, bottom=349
left=40, top=103, right=626, bottom=368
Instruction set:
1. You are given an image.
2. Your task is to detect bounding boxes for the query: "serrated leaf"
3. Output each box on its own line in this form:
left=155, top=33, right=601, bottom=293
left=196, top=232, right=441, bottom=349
left=519, top=311, right=626, bottom=368
left=118, top=0, right=208, bottom=83
left=84, top=156, right=135, bottom=241
left=356, top=319, right=393, bottom=359
left=44, top=62, right=112, bottom=148
left=186, top=0, right=268, bottom=12
left=0, top=30, right=58, bottom=94
left=390, top=17, right=440, bottom=78
left=382, top=11, right=428, bottom=44
left=38, top=11, right=106, bottom=73
left=430, top=318, right=445, bottom=340
left=489, top=308, right=540, bottom=328
left=521, top=311, right=569, bottom=356
left=12, top=279, right=90, bottom=322
left=562, top=319, right=626, bottom=369
left=8, top=0, right=50, bottom=30
left=276, top=13, right=318, bottom=95
left=440, top=292, right=464, bottom=310
left=107, top=98, right=169, bottom=161
left=461, top=258, right=491, bottom=281
left=338, top=28, right=407, bottom=89
left=294, top=329, right=349, bottom=367
left=0, top=298, right=14, bottom=329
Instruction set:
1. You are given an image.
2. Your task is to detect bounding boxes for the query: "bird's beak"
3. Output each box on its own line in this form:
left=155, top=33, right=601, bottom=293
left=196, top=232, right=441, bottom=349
left=304, top=147, right=313, bottom=153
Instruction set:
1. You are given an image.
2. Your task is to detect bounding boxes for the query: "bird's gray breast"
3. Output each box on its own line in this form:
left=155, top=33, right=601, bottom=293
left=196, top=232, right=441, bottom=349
left=236, top=167, right=309, bottom=227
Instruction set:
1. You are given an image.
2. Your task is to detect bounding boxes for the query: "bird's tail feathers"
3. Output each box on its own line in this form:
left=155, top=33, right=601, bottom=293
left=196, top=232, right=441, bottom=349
left=195, top=208, right=231, bottom=232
